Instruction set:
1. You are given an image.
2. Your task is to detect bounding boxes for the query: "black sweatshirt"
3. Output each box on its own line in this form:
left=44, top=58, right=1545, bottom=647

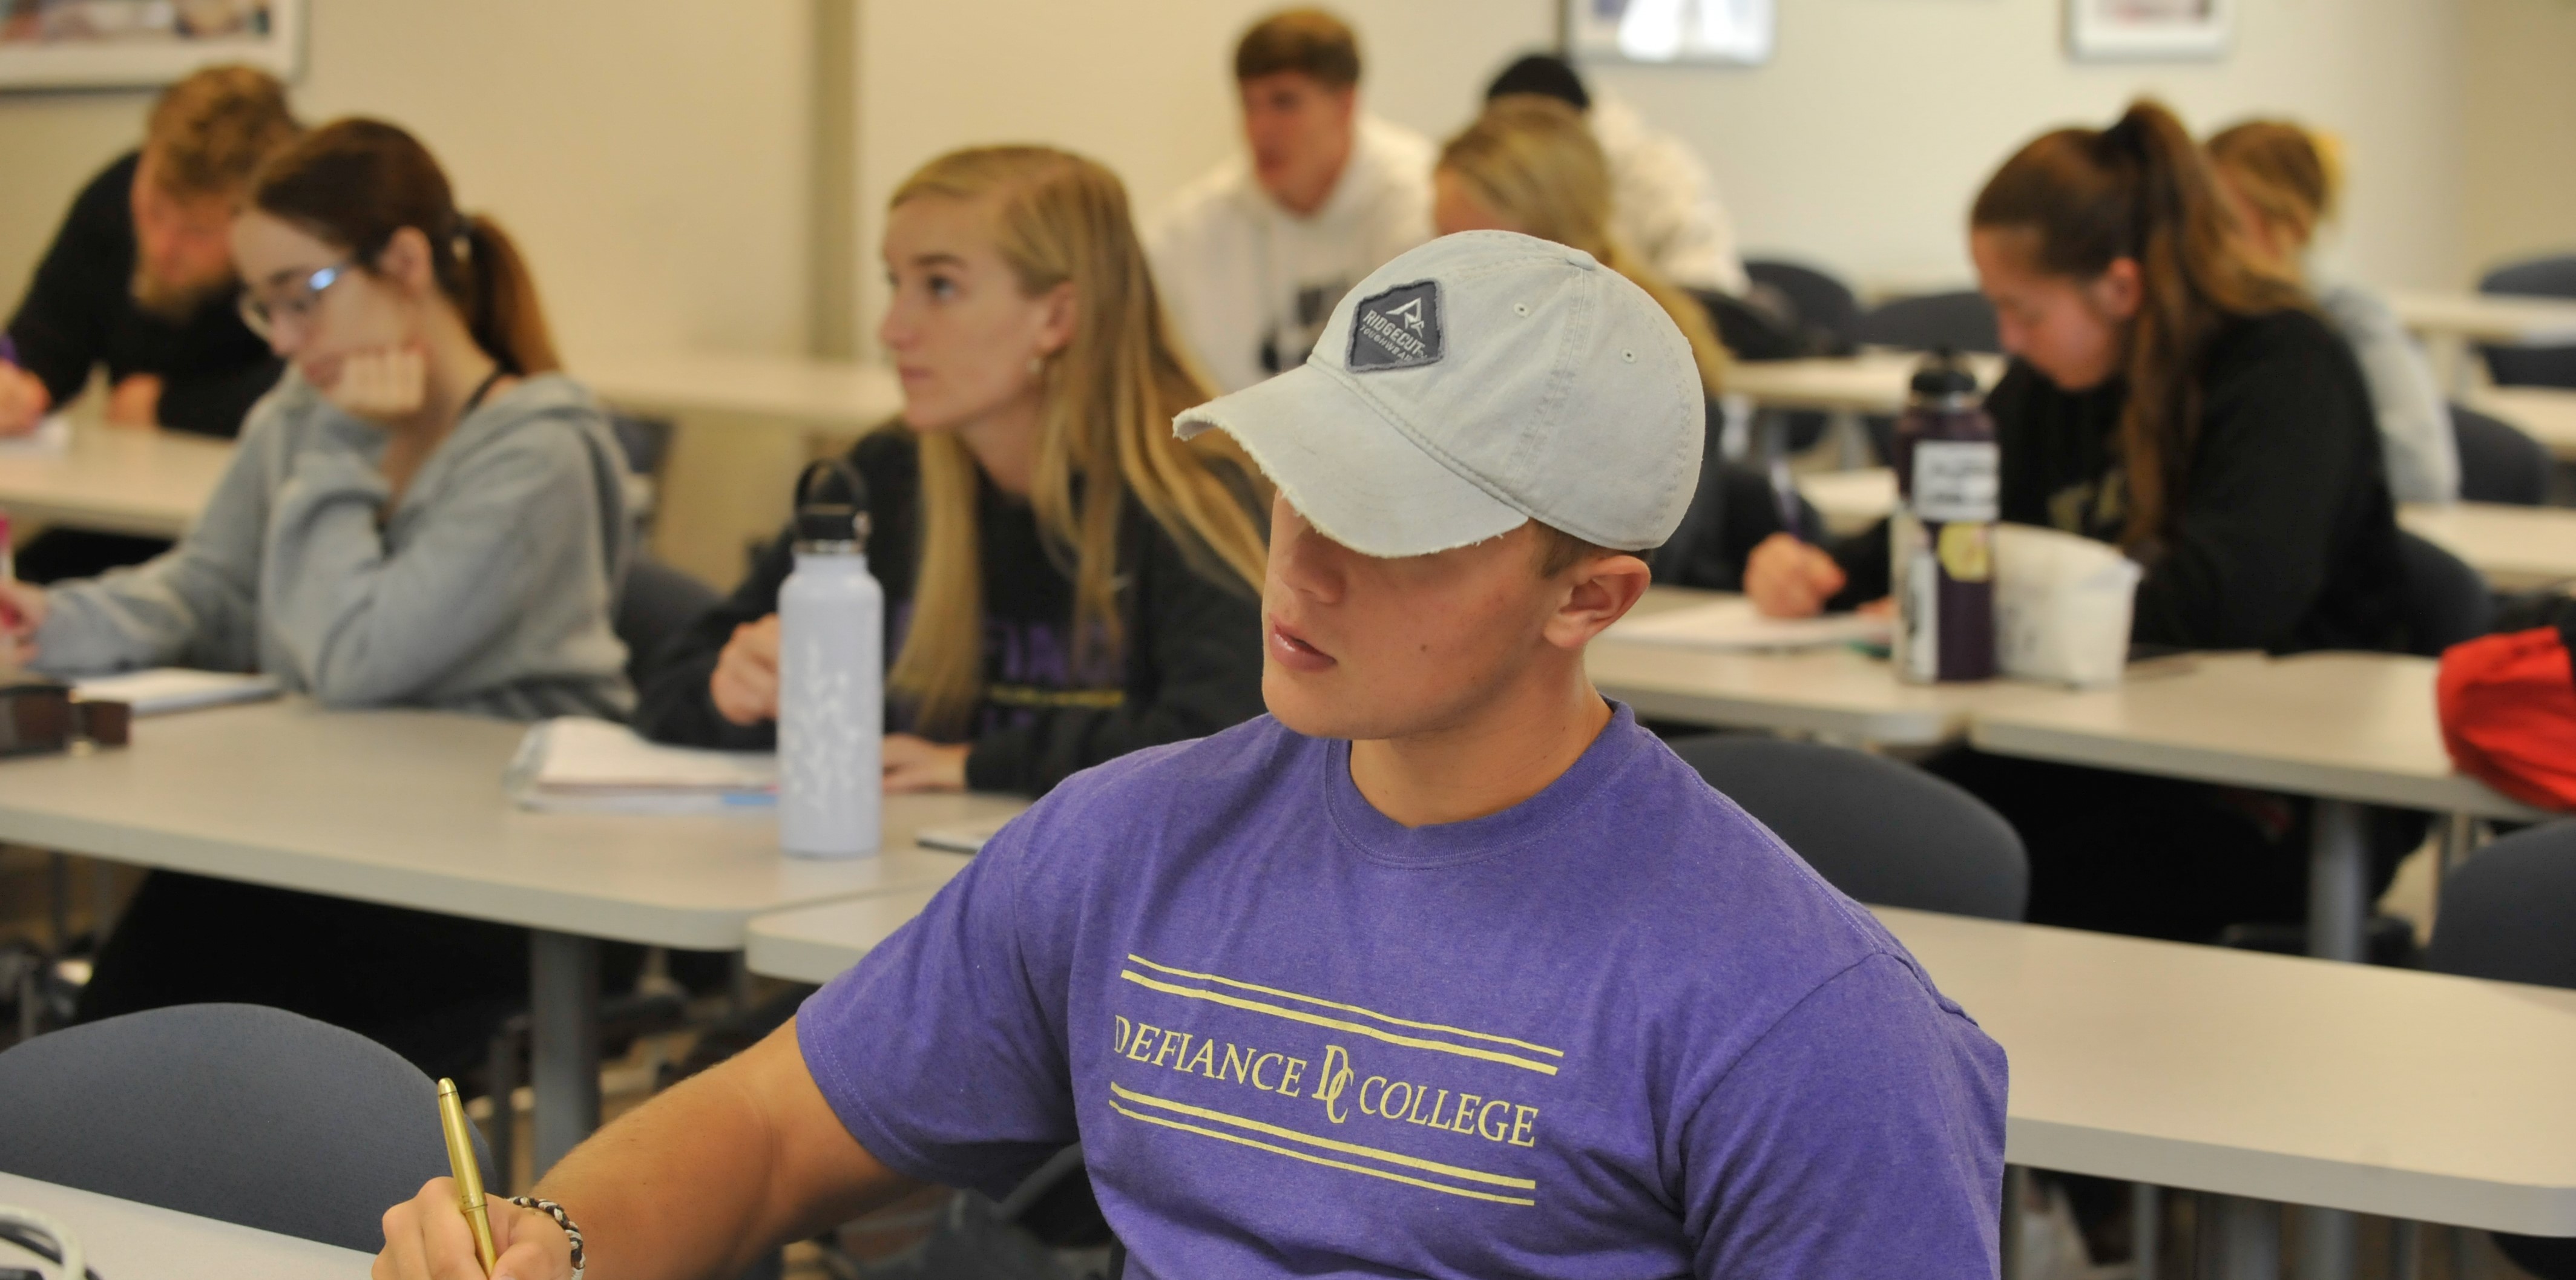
left=634, top=428, right=1268, bottom=796
left=1832, top=309, right=2407, bottom=654
left=5, top=152, right=283, bottom=439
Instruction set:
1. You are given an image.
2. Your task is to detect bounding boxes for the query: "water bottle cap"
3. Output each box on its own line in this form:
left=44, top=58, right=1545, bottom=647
left=1910, top=346, right=1980, bottom=398
left=794, top=458, right=871, bottom=546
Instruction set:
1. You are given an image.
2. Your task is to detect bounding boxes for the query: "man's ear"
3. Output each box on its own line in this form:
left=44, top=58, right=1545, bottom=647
left=1542, top=553, right=1651, bottom=651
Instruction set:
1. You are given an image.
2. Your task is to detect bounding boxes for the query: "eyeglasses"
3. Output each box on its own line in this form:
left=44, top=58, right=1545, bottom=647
left=237, top=261, right=353, bottom=340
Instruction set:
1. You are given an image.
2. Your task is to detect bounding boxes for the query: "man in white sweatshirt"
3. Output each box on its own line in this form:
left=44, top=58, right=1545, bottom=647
left=1148, top=8, right=1433, bottom=393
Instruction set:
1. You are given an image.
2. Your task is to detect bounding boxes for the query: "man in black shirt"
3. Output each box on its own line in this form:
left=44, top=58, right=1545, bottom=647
left=1, top=64, right=300, bottom=577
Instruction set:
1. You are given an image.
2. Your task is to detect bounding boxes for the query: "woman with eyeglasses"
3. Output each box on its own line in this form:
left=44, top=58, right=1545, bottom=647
left=0, top=117, right=631, bottom=719
left=19, top=117, right=634, bottom=1077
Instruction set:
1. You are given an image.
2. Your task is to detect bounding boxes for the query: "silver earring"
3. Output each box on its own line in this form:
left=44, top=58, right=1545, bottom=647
left=1028, top=355, right=1046, bottom=376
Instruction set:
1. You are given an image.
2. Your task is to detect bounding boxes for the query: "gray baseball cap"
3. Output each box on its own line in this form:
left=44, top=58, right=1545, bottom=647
left=1175, top=229, right=1703, bottom=559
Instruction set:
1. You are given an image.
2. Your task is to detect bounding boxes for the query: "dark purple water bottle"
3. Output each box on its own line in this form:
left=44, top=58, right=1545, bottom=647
left=1890, top=350, right=1997, bottom=683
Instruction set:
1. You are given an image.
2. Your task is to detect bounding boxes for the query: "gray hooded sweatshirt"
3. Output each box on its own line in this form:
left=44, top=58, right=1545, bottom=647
left=31, top=371, right=634, bottom=721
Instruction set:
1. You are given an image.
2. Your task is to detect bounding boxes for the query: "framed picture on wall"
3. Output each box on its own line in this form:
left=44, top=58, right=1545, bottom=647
left=0, top=0, right=303, bottom=91
left=2066, top=0, right=2231, bottom=61
left=1567, top=0, right=1774, bottom=67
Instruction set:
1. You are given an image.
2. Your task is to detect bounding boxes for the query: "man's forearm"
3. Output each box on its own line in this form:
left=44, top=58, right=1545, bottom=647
left=532, top=1020, right=920, bottom=1279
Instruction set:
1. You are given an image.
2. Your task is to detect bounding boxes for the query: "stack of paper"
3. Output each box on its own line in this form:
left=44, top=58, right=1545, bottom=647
left=72, top=668, right=281, bottom=716
left=507, top=717, right=777, bottom=813
left=1608, top=597, right=1890, bottom=652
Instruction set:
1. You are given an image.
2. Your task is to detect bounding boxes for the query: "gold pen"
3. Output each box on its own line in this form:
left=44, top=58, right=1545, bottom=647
left=438, top=1077, right=499, bottom=1275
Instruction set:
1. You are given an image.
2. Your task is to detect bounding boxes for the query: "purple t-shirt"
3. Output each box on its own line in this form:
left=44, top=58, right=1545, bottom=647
left=800, top=706, right=2007, bottom=1278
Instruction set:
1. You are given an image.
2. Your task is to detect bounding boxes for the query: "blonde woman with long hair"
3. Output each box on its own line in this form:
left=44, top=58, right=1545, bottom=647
left=637, top=146, right=1269, bottom=795
left=1435, top=95, right=1730, bottom=395
left=2206, top=119, right=2457, bottom=504
left=1433, top=95, right=1807, bottom=589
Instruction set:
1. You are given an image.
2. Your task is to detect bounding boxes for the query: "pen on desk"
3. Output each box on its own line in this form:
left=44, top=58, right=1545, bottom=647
left=438, top=1077, right=500, bottom=1275
left=1768, top=453, right=1804, bottom=543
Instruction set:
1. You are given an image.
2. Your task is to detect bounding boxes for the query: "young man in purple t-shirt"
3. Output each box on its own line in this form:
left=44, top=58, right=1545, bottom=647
left=376, top=231, right=2006, bottom=1280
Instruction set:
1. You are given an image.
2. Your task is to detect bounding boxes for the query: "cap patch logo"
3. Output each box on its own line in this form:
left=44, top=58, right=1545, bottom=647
left=1347, top=280, right=1442, bottom=372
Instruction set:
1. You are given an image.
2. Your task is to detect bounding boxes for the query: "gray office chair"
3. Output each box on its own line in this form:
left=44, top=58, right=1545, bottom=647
left=616, top=558, right=722, bottom=691
left=2394, top=530, right=2494, bottom=657
left=2425, top=822, right=2576, bottom=1278
left=2453, top=402, right=2553, bottom=506
left=0, top=1003, right=490, bottom=1252
left=1744, top=258, right=1861, bottom=350
left=2479, top=255, right=2576, bottom=390
left=1853, top=290, right=2002, bottom=355
left=1666, top=736, right=2029, bottom=919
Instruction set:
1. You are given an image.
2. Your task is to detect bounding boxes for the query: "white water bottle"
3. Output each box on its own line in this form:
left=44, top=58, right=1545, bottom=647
left=778, top=460, right=882, bottom=858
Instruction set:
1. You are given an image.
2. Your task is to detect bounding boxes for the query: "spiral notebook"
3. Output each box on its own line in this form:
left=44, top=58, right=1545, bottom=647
left=506, top=717, right=777, bottom=813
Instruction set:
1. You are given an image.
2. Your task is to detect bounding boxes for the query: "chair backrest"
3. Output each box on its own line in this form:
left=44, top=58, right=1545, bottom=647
left=1853, top=290, right=2002, bottom=355
left=2479, top=255, right=2576, bottom=390
left=2483, top=255, right=2576, bottom=301
left=607, top=412, right=675, bottom=477
left=2394, top=528, right=2494, bottom=658
left=2427, top=820, right=2576, bottom=989
left=1666, top=735, right=2029, bottom=919
left=616, top=558, right=722, bottom=688
left=1692, top=287, right=1806, bottom=363
left=2453, top=402, right=2552, bottom=505
left=1744, top=258, right=1860, bottom=348
left=0, top=1003, right=490, bottom=1251
left=2423, top=819, right=2576, bottom=1279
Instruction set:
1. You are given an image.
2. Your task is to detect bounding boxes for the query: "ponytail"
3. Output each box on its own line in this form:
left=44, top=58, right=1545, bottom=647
left=252, top=118, right=562, bottom=378
left=455, top=214, right=560, bottom=375
left=1971, top=98, right=2304, bottom=553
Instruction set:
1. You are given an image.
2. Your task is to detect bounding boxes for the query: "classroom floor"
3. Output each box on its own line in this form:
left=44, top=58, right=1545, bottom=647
left=0, top=844, right=2549, bottom=1278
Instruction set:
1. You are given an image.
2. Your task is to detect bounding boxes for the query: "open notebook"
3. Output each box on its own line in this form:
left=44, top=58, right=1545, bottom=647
left=0, top=414, right=72, bottom=459
left=507, top=717, right=777, bottom=813
left=1607, top=597, right=1890, bottom=652
left=71, top=669, right=281, bottom=716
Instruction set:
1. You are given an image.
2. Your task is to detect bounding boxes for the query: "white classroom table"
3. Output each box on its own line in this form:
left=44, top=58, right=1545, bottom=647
left=0, top=1170, right=369, bottom=1279
left=1790, top=471, right=2576, bottom=592
left=749, top=895, right=2576, bottom=1261
left=2387, top=290, right=2576, bottom=396
left=1585, top=588, right=2060, bottom=746
left=0, top=699, right=1019, bottom=1177
left=2400, top=500, right=2576, bottom=591
left=1727, top=349, right=2005, bottom=415
left=1972, top=649, right=2545, bottom=958
left=583, top=350, right=903, bottom=433
left=2388, top=289, right=2576, bottom=349
left=0, top=421, right=231, bottom=540
left=2472, top=385, right=2576, bottom=463
left=1795, top=465, right=1897, bottom=536
left=1884, top=909, right=2576, bottom=1253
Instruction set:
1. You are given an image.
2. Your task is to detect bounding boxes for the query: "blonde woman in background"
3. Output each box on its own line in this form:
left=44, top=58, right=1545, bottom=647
left=636, top=146, right=1270, bottom=797
left=1436, top=95, right=1731, bottom=395
left=2208, top=119, right=2458, bottom=504
left=1434, top=94, right=1809, bottom=589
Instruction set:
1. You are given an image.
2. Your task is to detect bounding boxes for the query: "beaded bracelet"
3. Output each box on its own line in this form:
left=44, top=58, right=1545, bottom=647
left=506, top=1196, right=586, bottom=1279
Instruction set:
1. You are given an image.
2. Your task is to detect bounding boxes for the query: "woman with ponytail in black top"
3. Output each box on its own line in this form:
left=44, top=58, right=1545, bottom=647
left=1748, top=100, right=2410, bottom=942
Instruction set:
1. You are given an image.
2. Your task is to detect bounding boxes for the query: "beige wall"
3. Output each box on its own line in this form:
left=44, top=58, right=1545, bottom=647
left=2461, top=0, right=2576, bottom=281
left=852, top=0, right=2472, bottom=329
left=0, top=0, right=814, bottom=367
left=849, top=1, right=1556, bottom=352
left=1590, top=0, right=2465, bottom=294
